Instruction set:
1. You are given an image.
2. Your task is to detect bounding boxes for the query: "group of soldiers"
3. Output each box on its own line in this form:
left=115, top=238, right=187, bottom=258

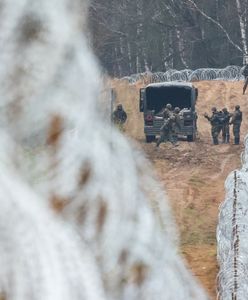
left=112, top=102, right=243, bottom=146
left=156, top=103, right=181, bottom=147
left=112, top=102, right=182, bottom=146
left=204, top=105, right=242, bottom=145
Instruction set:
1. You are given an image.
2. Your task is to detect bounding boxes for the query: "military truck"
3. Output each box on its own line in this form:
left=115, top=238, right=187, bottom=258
left=139, top=82, right=198, bottom=142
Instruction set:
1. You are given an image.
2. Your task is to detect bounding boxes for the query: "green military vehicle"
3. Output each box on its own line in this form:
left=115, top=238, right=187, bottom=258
left=139, top=82, right=198, bottom=142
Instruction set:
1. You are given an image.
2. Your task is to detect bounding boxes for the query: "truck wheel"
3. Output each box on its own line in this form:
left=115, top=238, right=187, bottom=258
left=187, top=135, right=194, bottom=142
left=146, top=135, right=155, bottom=143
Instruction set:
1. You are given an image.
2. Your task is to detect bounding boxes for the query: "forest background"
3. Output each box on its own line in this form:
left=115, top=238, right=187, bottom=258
left=88, top=0, right=248, bottom=77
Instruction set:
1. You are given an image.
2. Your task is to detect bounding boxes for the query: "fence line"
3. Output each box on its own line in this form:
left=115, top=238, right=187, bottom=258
left=217, top=136, right=248, bottom=300
left=120, top=66, right=244, bottom=84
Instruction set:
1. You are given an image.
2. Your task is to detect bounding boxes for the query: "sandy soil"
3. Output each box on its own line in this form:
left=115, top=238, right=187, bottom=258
left=113, top=80, right=248, bottom=299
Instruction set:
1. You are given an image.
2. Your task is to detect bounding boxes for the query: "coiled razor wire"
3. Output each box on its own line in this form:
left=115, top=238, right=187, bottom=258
left=217, top=135, right=248, bottom=300
left=120, top=65, right=244, bottom=84
left=0, top=1, right=210, bottom=299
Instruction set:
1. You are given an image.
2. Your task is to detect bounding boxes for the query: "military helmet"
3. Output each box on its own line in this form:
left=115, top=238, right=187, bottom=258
left=166, top=103, right=172, bottom=110
left=163, top=108, right=170, bottom=118
left=222, top=107, right=227, bottom=113
left=117, top=104, right=123, bottom=109
left=235, top=105, right=240, bottom=110
left=211, top=107, right=217, bottom=112
left=174, top=107, right=180, bottom=113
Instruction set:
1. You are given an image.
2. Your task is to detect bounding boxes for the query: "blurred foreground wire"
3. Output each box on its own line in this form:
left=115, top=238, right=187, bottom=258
left=0, top=0, right=209, bottom=299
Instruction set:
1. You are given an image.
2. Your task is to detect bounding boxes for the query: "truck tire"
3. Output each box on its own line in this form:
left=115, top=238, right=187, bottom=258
left=187, top=135, right=194, bottom=142
left=146, top=135, right=155, bottom=143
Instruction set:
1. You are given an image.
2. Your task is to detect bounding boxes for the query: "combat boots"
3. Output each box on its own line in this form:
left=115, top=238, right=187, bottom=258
left=213, top=137, right=218, bottom=145
left=223, top=136, right=230, bottom=144
left=234, top=137, right=240, bottom=145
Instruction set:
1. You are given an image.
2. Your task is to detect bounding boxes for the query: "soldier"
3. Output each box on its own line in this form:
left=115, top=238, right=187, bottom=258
left=204, top=107, right=222, bottom=145
left=172, top=107, right=181, bottom=143
left=230, top=105, right=242, bottom=145
left=242, top=64, right=248, bottom=94
left=166, top=103, right=173, bottom=115
left=112, top=104, right=127, bottom=131
left=174, top=107, right=181, bottom=115
left=221, top=108, right=232, bottom=144
left=156, top=109, right=176, bottom=147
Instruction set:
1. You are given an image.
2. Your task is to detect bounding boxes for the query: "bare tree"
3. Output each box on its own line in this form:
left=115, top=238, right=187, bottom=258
left=88, top=0, right=247, bottom=76
left=185, top=0, right=247, bottom=60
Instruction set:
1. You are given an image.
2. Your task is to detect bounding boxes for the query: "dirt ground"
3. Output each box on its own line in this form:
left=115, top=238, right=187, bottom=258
left=142, top=140, right=243, bottom=299
left=113, top=80, right=248, bottom=299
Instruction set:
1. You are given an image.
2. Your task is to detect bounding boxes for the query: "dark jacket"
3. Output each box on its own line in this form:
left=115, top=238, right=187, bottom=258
left=230, top=110, right=242, bottom=125
left=205, top=112, right=221, bottom=127
left=112, top=108, right=127, bottom=124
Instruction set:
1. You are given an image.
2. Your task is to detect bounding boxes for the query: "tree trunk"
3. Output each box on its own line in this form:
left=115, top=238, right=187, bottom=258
left=235, top=0, right=248, bottom=62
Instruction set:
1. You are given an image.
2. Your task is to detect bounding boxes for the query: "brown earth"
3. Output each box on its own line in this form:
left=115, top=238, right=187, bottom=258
left=112, top=80, right=248, bottom=299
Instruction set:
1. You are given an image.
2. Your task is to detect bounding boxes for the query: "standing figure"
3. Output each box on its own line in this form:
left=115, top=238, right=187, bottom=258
left=204, top=107, right=222, bottom=145
left=156, top=109, right=176, bottom=147
left=112, top=104, right=127, bottom=131
left=166, top=103, right=173, bottom=114
left=230, top=105, right=242, bottom=145
left=172, top=107, right=181, bottom=144
left=242, top=64, right=248, bottom=95
left=221, top=108, right=232, bottom=144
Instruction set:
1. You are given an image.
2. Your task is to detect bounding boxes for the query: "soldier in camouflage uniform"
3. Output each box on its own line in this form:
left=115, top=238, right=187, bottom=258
left=230, top=105, right=242, bottom=145
left=166, top=103, right=173, bottom=113
left=156, top=108, right=177, bottom=147
left=204, top=107, right=222, bottom=145
left=112, top=104, right=127, bottom=131
left=221, top=108, right=232, bottom=144
left=174, top=107, right=181, bottom=117
left=158, top=103, right=173, bottom=118
left=172, top=107, right=181, bottom=143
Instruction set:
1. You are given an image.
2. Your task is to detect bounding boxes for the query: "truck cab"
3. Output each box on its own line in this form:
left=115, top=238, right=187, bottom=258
left=139, top=82, right=198, bottom=142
